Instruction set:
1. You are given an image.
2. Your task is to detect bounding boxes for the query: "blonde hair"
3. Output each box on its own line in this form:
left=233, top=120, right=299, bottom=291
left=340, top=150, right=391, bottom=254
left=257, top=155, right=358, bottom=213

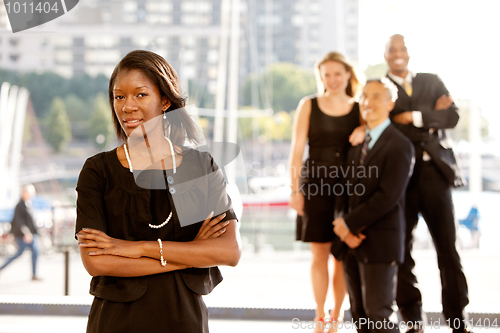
left=315, top=51, right=360, bottom=97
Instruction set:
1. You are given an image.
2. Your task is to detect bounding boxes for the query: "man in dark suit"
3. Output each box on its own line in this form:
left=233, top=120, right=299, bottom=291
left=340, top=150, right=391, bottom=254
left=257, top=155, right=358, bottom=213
left=332, top=78, right=414, bottom=333
left=385, top=34, right=469, bottom=333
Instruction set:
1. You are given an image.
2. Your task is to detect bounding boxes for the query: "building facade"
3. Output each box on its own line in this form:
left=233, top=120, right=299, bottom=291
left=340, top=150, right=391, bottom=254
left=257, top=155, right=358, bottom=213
left=0, top=0, right=358, bottom=107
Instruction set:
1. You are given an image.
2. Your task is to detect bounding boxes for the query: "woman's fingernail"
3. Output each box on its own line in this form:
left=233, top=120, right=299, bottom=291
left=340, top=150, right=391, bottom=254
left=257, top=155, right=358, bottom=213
left=82, top=228, right=88, bottom=231
left=222, top=228, right=226, bottom=232
left=76, top=233, right=81, bottom=237
left=87, top=251, right=93, bottom=255
left=78, top=242, right=83, bottom=245
left=224, top=221, right=230, bottom=225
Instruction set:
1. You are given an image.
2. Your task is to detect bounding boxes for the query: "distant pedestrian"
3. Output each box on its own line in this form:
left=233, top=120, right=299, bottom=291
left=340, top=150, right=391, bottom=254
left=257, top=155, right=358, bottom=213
left=0, top=184, right=41, bottom=281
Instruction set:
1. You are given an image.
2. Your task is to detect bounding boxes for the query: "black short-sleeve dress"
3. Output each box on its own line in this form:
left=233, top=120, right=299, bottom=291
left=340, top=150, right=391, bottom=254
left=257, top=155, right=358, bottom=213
left=296, top=97, right=360, bottom=242
left=75, top=147, right=237, bottom=333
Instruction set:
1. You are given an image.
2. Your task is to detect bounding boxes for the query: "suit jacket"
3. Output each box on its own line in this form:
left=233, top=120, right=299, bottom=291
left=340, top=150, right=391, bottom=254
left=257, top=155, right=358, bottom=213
left=387, top=72, right=465, bottom=187
left=10, top=199, right=37, bottom=238
left=332, top=124, right=415, bottom=264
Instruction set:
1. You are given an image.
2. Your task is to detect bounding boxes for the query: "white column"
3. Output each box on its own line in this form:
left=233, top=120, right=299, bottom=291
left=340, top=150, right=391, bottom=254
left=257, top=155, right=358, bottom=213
left=227, top=0, right=240, bottom=146
left=0, top=82, right=11, bottom=206
left=468, top=101, right=482, bottom=196
left=0, top=86, right=18, bottom=204
left=213, top=0, right=231, bottom=143
left=9, top=88, right=30, bottom=201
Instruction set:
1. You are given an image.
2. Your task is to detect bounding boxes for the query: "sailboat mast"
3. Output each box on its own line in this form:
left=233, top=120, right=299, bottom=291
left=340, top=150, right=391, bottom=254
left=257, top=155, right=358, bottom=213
left=213, top=0, right=231, bottom=142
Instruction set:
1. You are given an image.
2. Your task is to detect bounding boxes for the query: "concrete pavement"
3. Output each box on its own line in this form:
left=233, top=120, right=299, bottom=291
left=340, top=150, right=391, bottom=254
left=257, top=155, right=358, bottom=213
left=0, top=247, right=499, bottom=332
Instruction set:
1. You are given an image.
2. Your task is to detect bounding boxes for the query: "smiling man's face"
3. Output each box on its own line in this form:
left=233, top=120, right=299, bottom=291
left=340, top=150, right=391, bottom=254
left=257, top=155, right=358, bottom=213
left=384, top=35, right=410, bottom=77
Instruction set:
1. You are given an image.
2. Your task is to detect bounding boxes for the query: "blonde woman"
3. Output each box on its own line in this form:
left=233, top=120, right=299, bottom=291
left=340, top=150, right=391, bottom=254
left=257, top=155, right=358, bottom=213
left=289, top=51, right=364, bottom=332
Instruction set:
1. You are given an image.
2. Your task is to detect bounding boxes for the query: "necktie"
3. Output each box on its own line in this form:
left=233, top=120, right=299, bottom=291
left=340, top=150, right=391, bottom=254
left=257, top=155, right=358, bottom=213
left=403, top=81, right=412, bottom=96
left=359, top=134, right=371, bottom=166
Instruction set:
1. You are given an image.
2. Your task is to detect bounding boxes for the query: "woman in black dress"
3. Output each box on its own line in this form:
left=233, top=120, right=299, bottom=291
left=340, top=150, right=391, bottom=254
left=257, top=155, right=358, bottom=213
left=76, top=50, right=241, bottom=333
left=289, top=51, right=364, bottom=332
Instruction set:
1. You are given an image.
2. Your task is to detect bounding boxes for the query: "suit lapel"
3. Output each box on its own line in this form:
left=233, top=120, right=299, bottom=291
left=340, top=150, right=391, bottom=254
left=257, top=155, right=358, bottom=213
left=386, top=73, right=412, bottom=104
left=410, top=73, right=423, bottom=100
left=363, top=125, right=392, bottom=166
left=350, top=145, right=362, bottom=184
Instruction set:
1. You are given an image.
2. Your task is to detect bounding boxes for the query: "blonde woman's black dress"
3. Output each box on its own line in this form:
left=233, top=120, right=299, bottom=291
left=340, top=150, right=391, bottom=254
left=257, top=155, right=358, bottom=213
left=296, top=97, right=360, bottom=242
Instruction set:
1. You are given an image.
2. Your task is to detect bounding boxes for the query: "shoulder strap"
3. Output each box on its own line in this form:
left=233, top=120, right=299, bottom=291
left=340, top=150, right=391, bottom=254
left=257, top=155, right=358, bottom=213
left=310, top=96, right=318, bottom=110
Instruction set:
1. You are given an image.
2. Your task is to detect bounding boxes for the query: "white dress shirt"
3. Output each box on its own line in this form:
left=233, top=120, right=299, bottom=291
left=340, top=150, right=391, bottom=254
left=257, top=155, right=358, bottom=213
left=388, top=71, right=431, bottom=161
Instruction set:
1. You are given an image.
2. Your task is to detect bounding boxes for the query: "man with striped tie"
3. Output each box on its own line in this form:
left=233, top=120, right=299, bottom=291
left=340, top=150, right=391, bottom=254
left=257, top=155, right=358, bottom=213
left=331, top=78, right=414, bottom=333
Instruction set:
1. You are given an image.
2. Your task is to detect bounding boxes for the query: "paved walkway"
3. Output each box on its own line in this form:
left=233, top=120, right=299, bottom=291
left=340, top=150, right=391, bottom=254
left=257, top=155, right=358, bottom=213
left=0, top=247, right=499, bottom=332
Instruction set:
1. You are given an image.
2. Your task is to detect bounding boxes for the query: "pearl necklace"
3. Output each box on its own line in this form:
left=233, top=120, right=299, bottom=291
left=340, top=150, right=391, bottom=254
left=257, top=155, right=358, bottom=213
left=123, top=136, right=176, bottom=229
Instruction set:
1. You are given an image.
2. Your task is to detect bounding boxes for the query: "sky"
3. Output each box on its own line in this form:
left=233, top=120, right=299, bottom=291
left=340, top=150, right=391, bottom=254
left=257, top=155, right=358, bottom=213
left=358, top=0, right=500, bottom=143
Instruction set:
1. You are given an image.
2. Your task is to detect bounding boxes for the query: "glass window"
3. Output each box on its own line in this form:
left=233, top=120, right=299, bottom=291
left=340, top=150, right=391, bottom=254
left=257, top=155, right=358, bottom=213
left=183, top=50, right=196, bottom=63
left=146, top=2, right=173, bottom=12
left=124, top=1, right=138, bottom=12
left=208, top=66, right=218, bottom=79
left=207, top=80, right=217, bottom=94
left=52, top=36, right=73, bottom=47
left=207, top=49, right=218, bottom=63
left=132, top=36, right=151, bottom=48
left=181, top=36, right=196, bottom=48
left=85, top=50, right=121, bottom=63
left=147, top=14, right=173, bottom=24
left=181, top=65, right=196, bottom=79
left=55, top=50, right=73, bottom=63
left=291, top=15, right=303, bottom=26
left=181, top=1, right=212, bottom=13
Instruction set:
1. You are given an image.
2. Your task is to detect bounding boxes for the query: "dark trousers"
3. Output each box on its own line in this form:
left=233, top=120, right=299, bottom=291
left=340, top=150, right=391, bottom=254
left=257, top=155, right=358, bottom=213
left=343, top=250, right=399, bottom=333
left=396, top=161, right=469, bottom=329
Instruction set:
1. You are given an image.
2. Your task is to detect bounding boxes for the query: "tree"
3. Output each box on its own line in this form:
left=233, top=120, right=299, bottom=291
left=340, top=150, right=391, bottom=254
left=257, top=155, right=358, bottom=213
left=45, top=97, right=72, bottom=152
left=364, top=63, right=389, bottom=79
left=238, top=110, right=293, bottom=142
left=65, top=94, right=89, bottom=122
left=0, top=69, right=109, bottom=120
left=21, top=72, right=68, bottom=119
left=242, top=62, right=317, bottom=113
left=89, top=93, right=114, bottom=150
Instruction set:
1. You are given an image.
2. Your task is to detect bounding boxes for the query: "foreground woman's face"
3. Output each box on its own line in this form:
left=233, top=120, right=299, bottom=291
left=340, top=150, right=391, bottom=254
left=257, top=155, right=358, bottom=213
left=113, top=68, right=170, bottom=138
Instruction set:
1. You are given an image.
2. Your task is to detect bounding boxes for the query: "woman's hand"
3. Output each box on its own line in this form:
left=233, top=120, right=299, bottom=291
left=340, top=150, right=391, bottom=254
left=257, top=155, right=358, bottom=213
left=289, top=191, right=305, bottom=216
left=194, top=212, right=229, bottom=240
left=349, top=124, right=367, bottom=146
left=77, top=228, right=142, bottom=258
